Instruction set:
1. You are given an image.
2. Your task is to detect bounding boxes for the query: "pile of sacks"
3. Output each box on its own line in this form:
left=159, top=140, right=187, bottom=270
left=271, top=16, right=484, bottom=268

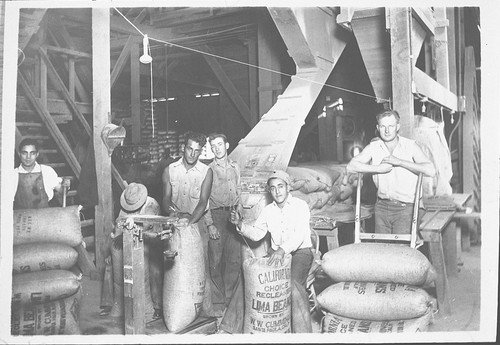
left=318, top=243, right=437, bottom=333
left=11, top=206, right=84, bottom=336
left=287, top=162, right=357, bottom=212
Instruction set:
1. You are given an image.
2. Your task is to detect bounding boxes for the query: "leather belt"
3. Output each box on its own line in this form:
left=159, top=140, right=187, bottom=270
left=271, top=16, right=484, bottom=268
left=212, top=205, right=234, bottom=211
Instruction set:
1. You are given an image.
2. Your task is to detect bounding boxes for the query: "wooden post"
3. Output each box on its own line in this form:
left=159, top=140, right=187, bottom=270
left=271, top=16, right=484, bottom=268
left=131, top=41, right=141, bottom=144
left=123, top=222, right=146, bottom=334
left=92, top=8, right=113, bottom=278
left=389, top=8, right=414, bottom=137
left=434, top=8, right=450, bottom=89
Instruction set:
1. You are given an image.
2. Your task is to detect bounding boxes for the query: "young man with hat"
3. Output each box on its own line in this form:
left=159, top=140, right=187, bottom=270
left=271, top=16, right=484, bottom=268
left=102, top=182, right=164, bottom=320
left=218, top=170, right=314, bottom=333
left=14, top=138, right=70, bottom=209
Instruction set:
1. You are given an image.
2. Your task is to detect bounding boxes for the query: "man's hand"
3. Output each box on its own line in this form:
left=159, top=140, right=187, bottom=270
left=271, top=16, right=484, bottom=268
left=381, top=155, right=401, bottom=167
left=208, top=224, right=220, bottom=240
left=230, top=204, right=243, bottom=227
left=377, top=162, right=393, bottom=173
left=266, top=247, right=285, bottom=267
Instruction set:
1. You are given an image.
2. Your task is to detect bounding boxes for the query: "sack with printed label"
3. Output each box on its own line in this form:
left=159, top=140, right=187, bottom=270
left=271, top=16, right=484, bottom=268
left=11, top=289, right=82, bottom=335
left=12, top=270, right=81, bottom=306
left=321, top=243, right=436, bottom=286
left=14, top=205, right=83, bottom=247
left=13, top=243, right=78, bottom=274
left=243, top=255, right=292, bottom=334
left=317, top=282, right=432, bottom=320
left=321, top=309, right=433, bottom=333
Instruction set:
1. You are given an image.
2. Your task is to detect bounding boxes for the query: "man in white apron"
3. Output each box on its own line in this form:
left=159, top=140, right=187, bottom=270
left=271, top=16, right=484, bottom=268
left=14, top=139, right=68, bottom=209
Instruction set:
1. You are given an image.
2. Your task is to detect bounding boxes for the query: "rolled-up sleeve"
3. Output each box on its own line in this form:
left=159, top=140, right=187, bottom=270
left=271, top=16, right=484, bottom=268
left=279, top=203, right=310, bottom=255
left=239, top=208, right=269, bottom=242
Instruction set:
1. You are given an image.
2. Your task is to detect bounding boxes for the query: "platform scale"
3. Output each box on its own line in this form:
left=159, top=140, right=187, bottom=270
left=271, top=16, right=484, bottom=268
left=119, top=215, right=217, bottom=335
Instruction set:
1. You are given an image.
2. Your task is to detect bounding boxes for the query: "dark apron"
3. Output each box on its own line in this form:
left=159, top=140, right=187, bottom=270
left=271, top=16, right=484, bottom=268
left=14, top=171, right=49, bottom=209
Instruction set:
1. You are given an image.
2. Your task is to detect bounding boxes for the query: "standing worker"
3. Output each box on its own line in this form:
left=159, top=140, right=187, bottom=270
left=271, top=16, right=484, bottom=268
left=14, top=138, right=70, bottom=209
left=219, top=170, right=313, bottom=333
left=207, top=133, right=242, bottom=308
left=162, top=131, right=217, bottom=317
left=346, top=109, right=436, bottom=234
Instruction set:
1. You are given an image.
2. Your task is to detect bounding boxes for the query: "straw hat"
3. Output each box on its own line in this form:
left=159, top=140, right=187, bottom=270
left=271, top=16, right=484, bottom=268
left=120, top=183, right=148, bottom=211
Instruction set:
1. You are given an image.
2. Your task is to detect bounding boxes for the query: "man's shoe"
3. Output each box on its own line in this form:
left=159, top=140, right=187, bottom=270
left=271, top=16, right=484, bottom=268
left=152, top=308, right=163, bottom=320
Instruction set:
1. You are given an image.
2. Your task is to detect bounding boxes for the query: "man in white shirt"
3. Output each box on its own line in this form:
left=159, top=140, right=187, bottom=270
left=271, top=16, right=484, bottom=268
left=347, top=109, right=435, bottom=234
left=14, top=139, right=69, bottom=209
left=219, top=170, right=313, bottom=333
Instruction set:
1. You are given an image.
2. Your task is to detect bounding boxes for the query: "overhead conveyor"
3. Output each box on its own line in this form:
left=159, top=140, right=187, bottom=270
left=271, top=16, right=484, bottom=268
left=229, top=8, right=350, bottom=247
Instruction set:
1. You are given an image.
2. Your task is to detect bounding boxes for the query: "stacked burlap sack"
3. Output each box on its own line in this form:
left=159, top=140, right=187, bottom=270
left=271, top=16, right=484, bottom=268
left=287, top=162, right=358, bottom=212
left=318, top=243, right=437, bottom=333
left=162, top=219, right=205, bottom=333
left=11, top=205, right=84, bottom=336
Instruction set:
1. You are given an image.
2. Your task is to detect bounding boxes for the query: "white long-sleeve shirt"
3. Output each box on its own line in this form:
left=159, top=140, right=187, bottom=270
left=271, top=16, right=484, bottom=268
left=239, top=194, right=312, bottom=255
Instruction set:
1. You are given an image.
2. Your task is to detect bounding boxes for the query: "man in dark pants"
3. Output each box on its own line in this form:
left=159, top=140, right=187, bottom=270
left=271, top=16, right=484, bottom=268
left=207, top=133, right=242, bottom=308
left=219, top=170, right=313, bottom=333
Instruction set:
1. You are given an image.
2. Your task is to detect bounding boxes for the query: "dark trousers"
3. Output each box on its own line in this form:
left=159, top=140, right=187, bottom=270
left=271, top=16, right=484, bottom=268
left=208, top=208, right=243, bottom=306
left=219, top=247, right=313, bottom=333
left=375, top=198, right=425, bottom=234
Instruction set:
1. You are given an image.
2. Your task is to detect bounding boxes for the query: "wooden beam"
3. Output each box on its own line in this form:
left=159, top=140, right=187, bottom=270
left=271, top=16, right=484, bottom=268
left=111, top=35, right=135, bottom=88
left=68, top=57, right=75, bottom=100
left=412, top=7, right=435, bottom=35
left=202, top=45, right=254, bottom=128
left=390, top=7, right=414, bottom=137
left=39, top=48, right=92, bottom=135
left=247, top=37, right=259, bottom=125
left=257, top=14, right=281, bottom=117
left=413, top=68, right=458, bottom=111
left=48, top=18, right=91, bottom=103
left=45, top=44, right=92, bottom=59
left=18, top=73, right=81, bottom=177
left=46, top=26, right=90, bottom=104
left=92, top=7, right=114, bottom=278
left=130, top=42, right=141, bottom=143
left=434, top=8, right=450, bottom=89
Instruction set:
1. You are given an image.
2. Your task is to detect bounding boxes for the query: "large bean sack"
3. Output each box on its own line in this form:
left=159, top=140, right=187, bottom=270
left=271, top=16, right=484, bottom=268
left=243, top=255, right=292, bottom=334
left=11, top=289, right=82, bottom=335
left=163, top=221, right=205, bottom=333
left=14, top=205, right=83, bottom=247
left=317, top=282, right=432, bottom=321
left=287, top=166, right=333, bottom=194
left=291, top=190, right=336, bottom=210
left=12, top=270, right=81, bottom=306
left=321, top=243, right=436, bottom=286
left=13, top=243, right=78, bottom=274
left=322, top=309, right=433, bottom=333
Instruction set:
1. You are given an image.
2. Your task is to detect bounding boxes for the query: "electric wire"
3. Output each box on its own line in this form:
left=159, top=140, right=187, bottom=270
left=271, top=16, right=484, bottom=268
left=113, top=7, right=389, bottom=103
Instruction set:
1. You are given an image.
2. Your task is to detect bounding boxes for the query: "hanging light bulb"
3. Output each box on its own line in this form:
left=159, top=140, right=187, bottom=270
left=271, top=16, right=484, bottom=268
left=140, top=34, right=152, bottom=64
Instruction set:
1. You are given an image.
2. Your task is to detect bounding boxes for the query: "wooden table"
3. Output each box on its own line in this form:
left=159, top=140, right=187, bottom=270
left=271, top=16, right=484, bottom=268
left=419, top=209, right=456, bottom=315
left=418, top=193, right=473, bottom=315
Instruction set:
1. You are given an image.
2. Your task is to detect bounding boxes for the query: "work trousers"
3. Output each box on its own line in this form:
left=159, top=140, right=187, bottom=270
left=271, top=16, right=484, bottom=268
left=196, top=217, right=217, bottom=317
left=219, top=247, right=314, bottom=333
left=375, top=198, right=424, bottom=235
left=208, top=208, right=243, bottom=306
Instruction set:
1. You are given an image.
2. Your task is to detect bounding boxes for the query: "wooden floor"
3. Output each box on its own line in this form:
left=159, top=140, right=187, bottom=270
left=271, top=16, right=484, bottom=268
left=78, top=243, right=481, bottom=338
